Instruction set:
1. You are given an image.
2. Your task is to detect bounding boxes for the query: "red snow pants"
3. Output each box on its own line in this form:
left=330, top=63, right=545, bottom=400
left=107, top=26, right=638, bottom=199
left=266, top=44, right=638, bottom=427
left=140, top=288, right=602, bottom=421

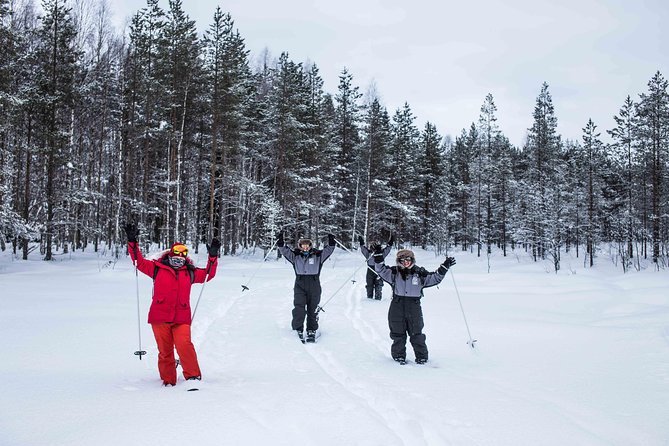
left=151, top=323, right=201, bottom=385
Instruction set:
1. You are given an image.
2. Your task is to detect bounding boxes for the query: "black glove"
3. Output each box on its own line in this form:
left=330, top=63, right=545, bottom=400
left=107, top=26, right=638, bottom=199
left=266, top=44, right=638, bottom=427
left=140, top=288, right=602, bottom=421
left=373, top=244, right=384, bottom=263
left=277, top=232, right=284, bottom=248
left=328, top=233, right=336, bottom=247
left=123, top=222, right=138, bottom=243
left=387, top=235, right=394, bottom=246
left=357, top=235, right=364, bottom=246
left=441, top=257, right=456, bottom=271
left=207, top=238, right=221, bottom=257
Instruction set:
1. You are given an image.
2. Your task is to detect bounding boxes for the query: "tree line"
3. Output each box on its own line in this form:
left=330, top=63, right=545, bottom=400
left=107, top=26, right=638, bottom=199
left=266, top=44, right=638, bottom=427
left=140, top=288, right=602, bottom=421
left=0, top=0, right=667, bottom=272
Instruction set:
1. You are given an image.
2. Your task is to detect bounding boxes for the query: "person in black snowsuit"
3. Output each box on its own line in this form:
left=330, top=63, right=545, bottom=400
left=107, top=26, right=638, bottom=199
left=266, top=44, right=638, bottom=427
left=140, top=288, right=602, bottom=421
left=278, top=232, right=336, bottom=342
left=357, top=235, right=393, bottom=300
left=374, top=247, right=456, bottom=364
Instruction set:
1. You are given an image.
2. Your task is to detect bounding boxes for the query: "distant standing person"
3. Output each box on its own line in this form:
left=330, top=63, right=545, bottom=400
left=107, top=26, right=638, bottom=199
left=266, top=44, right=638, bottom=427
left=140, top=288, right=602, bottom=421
left=124, top=223, right=220, bottom=389
left=357, top=235, right=393, bottom=300
left=374, top=247, right=456, bottom=365
left=278, top=232, right=336, bottom=343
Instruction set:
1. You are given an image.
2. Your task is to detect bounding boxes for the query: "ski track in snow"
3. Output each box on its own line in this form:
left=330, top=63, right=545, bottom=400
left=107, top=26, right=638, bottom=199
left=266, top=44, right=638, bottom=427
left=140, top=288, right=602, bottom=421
left=194, top=253, right=456, bottom=445
left=307, top=285, right=445, bottom=445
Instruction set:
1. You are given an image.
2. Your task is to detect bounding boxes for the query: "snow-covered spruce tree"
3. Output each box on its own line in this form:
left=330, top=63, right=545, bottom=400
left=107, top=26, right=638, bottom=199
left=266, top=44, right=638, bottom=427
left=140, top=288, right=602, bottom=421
left=416, top=122, right=444, bottom=250
left=521, top=82, right=563, bottom=265
left=121, top=0, right=167, bottom=247
left=0, top=0, right=25, bottom=252
left=562, top=139, right=584, bottom=258
left=2, top=1, right=41, bottom=259
left=332, top=67, right=362, bottom=245
left=34, top=0, right=80, bottom=260
left=491, top=134, right=517, bottom=257
left=388, top=102, right=420, bottom=245
left=301, top=62, right=338, bottom=240
left=580, top=119, right=607, bottom=267
left=635, top=71, right=669, bottom=266
left=473, top=93, right=500, bottom=257
left=607, top=95, right=641, bottom=271
left=359, top=94, right=394, bottom=244
left=265, top=52, right=314, bottom=242
left=201, top=7, right=252, bottom=254
left=446, top=126, right=476, bottom=252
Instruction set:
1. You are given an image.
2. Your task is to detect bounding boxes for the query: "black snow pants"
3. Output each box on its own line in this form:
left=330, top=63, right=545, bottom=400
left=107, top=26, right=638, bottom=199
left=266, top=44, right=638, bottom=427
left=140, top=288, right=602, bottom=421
left=388, top=296, right=427, bottom=361
left=292, top=275, right=322, bottom=331
left=365, top=269, right=383, bottom=300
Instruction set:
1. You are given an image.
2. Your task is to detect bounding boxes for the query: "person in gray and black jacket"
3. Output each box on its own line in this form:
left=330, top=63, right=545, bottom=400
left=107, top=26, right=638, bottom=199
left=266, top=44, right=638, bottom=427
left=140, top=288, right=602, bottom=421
left=374, top=247, right=456, bottom=364
left=357, top=235, right=393, bottom=300
left=278, top=232, right=336, bottom=342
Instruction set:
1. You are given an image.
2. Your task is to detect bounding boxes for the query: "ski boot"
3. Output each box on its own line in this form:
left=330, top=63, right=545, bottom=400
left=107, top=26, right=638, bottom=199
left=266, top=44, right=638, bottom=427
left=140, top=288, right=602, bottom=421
left=185, top=376, right=201, bottom=392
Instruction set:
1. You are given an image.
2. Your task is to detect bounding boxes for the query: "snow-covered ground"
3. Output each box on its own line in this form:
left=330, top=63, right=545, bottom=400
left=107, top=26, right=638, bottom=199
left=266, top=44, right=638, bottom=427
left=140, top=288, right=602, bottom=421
left=1, top=245, right=668, bottom=445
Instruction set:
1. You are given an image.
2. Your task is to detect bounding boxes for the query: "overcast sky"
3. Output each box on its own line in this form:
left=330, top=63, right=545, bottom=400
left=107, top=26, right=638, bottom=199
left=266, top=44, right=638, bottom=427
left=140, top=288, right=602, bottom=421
left=111, top=0, right=668, bottom=147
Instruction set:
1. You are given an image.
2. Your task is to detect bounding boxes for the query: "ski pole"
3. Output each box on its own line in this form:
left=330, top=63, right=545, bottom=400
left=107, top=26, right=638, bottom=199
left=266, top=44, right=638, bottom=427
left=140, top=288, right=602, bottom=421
left=132, top=244, right=146, bottom=360
left=316, top=260, right=368, bottom=315
left=450, top=270, right=477, bottom=348
left=335, top=237, right=380, bottom=278
left=242, top=238, right=279, bottom=291
left=191, top=258, right=214, bottom=323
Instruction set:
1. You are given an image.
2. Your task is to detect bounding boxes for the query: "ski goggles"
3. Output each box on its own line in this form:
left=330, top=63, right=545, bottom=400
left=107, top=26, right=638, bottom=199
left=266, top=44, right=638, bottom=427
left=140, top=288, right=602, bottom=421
left=398, top=256, right=414, bottom=264
left=172, top=244, right=188, bottom=257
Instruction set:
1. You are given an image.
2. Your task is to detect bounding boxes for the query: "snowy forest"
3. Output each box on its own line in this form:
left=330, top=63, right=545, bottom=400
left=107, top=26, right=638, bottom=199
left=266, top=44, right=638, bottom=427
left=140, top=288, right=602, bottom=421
left=0, top=0, right=667, bottom=272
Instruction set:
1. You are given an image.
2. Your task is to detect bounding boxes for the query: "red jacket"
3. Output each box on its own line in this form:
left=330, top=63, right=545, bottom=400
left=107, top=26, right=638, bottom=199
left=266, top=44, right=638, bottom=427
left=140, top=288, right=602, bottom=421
left=129, top=242, right=218, bottom=324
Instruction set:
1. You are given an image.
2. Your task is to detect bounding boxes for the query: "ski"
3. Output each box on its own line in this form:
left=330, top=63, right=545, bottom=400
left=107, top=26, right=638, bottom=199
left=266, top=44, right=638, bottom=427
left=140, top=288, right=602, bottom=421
left=305, top=331, right=321, bottom=343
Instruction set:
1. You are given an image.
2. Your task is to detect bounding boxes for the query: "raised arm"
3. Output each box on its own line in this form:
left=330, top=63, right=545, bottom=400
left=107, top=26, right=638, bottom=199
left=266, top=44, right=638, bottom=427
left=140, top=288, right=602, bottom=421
left=317, top=233, right=336, bottom=264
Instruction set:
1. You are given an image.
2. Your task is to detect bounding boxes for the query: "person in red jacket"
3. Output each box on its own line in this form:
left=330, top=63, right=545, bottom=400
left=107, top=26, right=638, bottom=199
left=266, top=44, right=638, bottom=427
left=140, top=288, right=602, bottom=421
left=124, top=223, right=220, bottom=388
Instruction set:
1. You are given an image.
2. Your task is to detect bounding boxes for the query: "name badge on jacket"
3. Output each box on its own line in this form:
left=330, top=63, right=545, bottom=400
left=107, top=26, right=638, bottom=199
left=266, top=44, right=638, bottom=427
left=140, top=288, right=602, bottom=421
left=412, top=276, right=419, bottom=285
left=309, top=258, right=315, bottom=265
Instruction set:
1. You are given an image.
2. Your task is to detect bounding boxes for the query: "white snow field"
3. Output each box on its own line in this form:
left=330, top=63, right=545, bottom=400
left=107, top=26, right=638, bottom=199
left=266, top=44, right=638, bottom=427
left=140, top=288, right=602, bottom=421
left=1, top=245, right=668, bottom=445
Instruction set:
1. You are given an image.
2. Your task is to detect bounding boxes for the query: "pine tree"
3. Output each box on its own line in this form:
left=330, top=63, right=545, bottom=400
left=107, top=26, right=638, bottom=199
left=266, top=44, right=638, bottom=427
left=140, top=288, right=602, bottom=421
left=581, top=119, right=606, bottom=267
left=389, top=102, right=420, bottom=243
left=301, top=63, right=337, bottom=238
left=35, top=0, right=80, bottom=260
left=332, top=68, right=362, bottom=244
left=447, top=126, right=476, bottom=251
left=608, top=95, right=640, bottom=270
left=635, top=71, right=669, bottom=265
left=0, top=0, right=24, bottom=252
left=201, top=6, right=251, bottom=253
left=359, top=95, right=393, bottom=242
left=267, top=52, right=312, bottom=241
left=122, top=0, right=167, bottom=244
left=474, top=93, right=499, bottom=257
left=416, top=121, right=443, bottom=249
left=523, top=82, right=563, bottom=264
